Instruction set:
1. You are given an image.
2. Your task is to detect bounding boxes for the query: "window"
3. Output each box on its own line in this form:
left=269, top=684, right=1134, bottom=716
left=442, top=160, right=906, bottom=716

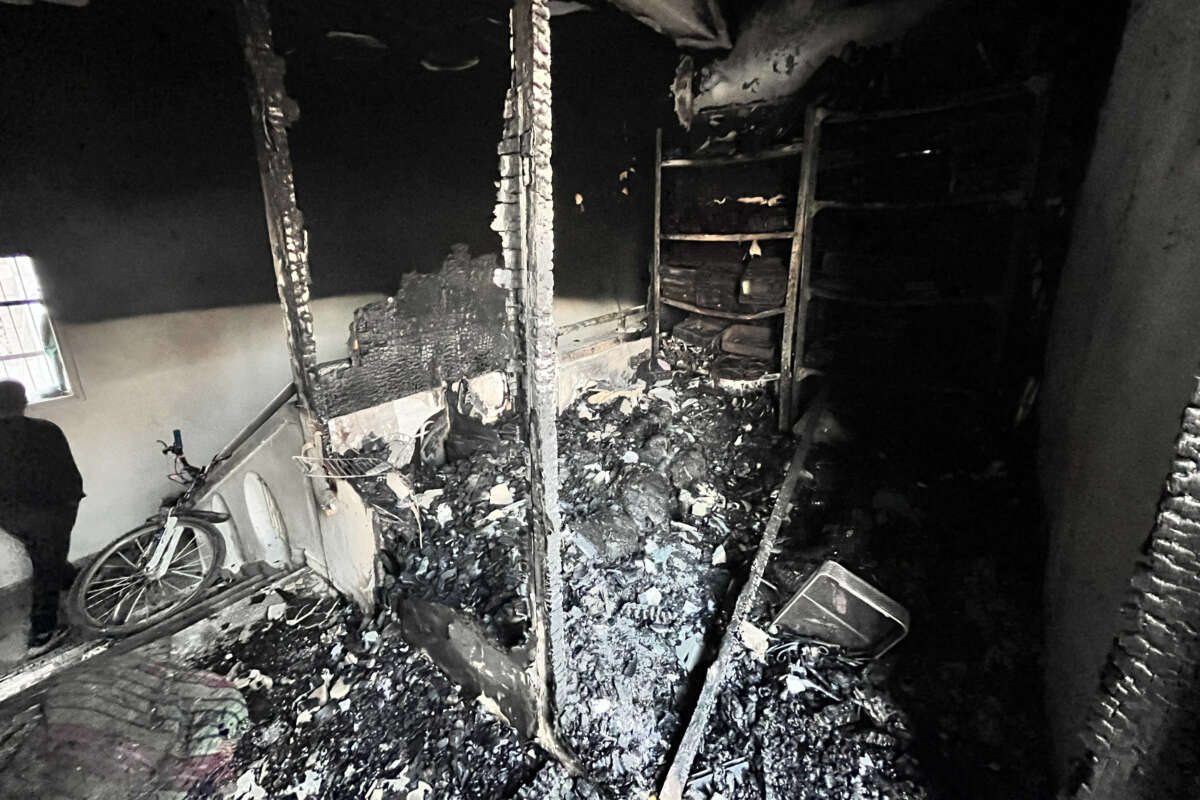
left=0, top=256, right=71, bottom=402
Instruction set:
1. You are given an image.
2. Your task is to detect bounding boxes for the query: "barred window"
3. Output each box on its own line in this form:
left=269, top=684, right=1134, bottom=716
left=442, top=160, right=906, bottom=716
left=0, top=255, right=71, bottom=403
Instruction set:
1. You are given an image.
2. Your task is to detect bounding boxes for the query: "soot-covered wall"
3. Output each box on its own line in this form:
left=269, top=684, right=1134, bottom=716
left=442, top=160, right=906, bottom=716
left=0, top=1, right=675, bottom=324
left=1039, top=0, right=1200, bottom=779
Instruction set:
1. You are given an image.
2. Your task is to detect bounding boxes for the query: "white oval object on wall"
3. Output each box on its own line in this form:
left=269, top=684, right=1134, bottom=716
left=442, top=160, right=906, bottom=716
left=243, top=471, right=292, bottom=567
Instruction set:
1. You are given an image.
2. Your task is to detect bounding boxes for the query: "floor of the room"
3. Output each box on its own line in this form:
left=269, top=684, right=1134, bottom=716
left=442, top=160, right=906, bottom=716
left=0, top=336, right=1051, bottom=799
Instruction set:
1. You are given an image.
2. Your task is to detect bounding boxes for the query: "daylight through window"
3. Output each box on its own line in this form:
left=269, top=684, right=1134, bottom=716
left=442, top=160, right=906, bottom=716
left=0, top=255, right=71, bottom=402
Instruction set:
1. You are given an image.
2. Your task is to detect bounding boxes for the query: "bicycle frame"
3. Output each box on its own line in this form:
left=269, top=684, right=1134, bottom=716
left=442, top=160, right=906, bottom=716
left=144, top=430, right=212, bottom=579
left=144, top=513, right=186, bottom=580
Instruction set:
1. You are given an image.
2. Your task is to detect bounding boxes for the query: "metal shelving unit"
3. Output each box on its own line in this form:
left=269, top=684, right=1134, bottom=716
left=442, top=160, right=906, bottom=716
left=650, top=130, right=807, bottom=430
left=784, top=78, right=1051, bottom=422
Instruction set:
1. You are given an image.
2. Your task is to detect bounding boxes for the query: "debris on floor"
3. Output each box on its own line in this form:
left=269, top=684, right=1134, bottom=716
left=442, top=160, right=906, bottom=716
left=555, top=369, right=790, bottom=793
left=689, top=634, right=927, bottom=800
left=365, top=423, right=533, bottom=649
left=189, top=593, right=547, bottom=800
left=154, top=336, right=1047, bottom=800
left=0, top=652, right=247, bottom=800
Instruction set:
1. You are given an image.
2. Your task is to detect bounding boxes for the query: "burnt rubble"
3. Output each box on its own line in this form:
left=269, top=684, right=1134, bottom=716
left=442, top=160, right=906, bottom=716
left=189, top=337, right=1048, bottom=799
left=690, top=637, right=927, bottom=800
left=556, top=372, right=789, bottom=794
left=188, top=593, right=547, bottom=800
left=365, top=424, right=534, bottom=649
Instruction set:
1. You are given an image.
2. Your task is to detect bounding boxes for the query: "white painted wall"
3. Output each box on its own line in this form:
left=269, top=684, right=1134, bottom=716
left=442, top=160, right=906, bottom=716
left=30, top=295, right=381, bottom=560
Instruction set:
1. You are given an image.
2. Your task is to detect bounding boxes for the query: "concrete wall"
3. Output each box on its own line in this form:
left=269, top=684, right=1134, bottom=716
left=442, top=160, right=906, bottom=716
left=1, top=2, right=673, bottom=327
left=29, top=294, right=379, bottom=560
left=1038, top=0, right=1200, bottom=775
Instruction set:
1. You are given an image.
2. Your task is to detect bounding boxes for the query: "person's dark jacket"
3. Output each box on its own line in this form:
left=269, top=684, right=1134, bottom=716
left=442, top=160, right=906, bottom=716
left=0, top=417, right=84, bottom=509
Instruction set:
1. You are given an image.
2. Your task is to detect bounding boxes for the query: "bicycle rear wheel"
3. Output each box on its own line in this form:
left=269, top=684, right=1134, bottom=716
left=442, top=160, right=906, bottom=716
left=68, top=516, right=226, bottom=636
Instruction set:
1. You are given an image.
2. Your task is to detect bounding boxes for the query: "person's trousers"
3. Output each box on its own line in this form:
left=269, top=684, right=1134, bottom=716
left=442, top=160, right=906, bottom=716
left=0, top=504, right=78, bottom=636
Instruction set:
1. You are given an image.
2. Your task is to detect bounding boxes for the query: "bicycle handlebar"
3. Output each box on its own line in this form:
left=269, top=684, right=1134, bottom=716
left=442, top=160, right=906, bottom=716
left=158, top=429, right=186, bottom=457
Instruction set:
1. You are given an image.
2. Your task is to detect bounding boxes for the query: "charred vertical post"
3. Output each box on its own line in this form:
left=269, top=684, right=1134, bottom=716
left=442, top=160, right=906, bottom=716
left=235, top=0, right=319, bottom=417
left=495, top=0, right=573, bottom=764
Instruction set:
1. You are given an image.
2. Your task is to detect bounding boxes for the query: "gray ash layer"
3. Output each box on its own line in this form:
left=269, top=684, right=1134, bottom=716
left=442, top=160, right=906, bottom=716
left=689, top=638, right=928, bottom=800
left=555, top=374, right=790, bottom=794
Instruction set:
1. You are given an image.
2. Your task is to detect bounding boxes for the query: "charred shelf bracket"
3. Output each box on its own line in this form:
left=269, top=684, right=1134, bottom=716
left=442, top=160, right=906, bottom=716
left=660, top=387, right=829, bottom=800
left=235, top=0, right=319, bottom=423
left=1070, top=379, right=1200, bottom=799
left=497, top=0, right=576, bottom=770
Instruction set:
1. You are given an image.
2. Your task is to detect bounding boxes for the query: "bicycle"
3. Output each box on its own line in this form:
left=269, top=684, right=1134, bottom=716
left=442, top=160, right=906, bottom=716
left=68, top=430, right=229, bottom=636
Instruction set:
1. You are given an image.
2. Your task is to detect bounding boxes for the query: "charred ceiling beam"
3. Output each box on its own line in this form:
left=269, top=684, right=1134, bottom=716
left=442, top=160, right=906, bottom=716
left=235, top=0, right=320, bottom=421
left=496, top=0, right=576, bottom=769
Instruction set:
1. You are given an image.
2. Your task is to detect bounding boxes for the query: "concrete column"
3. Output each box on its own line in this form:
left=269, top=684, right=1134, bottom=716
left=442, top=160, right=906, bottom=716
left=496, top=0, right=573, bottom=766
left=1039, top=0, right=1200, bottom=791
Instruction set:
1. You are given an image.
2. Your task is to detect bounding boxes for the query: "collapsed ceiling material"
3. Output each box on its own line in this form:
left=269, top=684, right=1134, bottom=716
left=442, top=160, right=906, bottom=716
left=689, top=0, right=949, bottom=111
left=609, top=0, right=731, bottom=50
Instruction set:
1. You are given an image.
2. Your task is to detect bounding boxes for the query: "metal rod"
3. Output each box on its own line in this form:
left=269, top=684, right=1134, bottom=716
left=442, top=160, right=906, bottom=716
left=780, top=106, right=822, bottom=430
left=557, top=304, right=646, bottom=337
left=212, top=383, right=298, bottom=465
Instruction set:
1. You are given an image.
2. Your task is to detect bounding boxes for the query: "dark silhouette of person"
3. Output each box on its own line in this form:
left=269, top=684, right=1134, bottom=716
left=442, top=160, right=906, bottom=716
left=0, top=380, right=83, bottom=650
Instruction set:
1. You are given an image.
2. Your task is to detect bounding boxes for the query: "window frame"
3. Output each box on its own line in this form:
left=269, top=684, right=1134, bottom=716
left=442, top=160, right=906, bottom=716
left=0, top=256, right=79, bottom=405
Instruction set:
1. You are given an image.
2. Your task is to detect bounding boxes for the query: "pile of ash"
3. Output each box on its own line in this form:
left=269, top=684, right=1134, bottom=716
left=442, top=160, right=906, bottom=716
left=554, top=371, right=790, bottom=793
left=719, top=393, right=1051, bottom=800
left=689, top=636, right=928, bottom=800
left=189, top=592, right=545, bottom=800
left=346, top=362, right=791, bottom=795
left=360, top=424, right=534, bottom=648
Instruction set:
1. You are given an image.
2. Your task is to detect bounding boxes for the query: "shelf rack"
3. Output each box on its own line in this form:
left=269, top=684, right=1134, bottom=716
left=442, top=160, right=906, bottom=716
left=784, top=77, right=1051, bottom=422
left=651, top=130, right=807, bottom=430
left=651, top=77, right=1049, bottom=430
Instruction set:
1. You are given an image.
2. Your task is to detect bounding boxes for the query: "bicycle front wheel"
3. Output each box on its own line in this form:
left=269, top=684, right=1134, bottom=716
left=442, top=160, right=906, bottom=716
left=68, top=516, right=226, bottom=636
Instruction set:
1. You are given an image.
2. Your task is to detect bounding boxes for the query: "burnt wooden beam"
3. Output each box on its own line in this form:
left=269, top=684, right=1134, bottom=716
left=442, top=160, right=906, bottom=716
left=235, top=0, right=319, bottom=418
left=495, top=0, right=576, bottom=768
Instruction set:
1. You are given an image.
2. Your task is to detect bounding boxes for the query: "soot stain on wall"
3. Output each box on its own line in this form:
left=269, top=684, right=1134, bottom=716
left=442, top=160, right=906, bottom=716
left=0, top=1, right=676, bottom=324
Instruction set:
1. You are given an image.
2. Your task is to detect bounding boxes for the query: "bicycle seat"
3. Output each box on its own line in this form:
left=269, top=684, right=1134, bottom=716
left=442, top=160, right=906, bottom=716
left=183, top=509, right=232, bottom=523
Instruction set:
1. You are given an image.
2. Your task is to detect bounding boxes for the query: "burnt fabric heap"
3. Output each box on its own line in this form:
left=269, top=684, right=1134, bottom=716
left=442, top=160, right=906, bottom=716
left=1, top=653, right=246, bottom=800
left=367, top=423, right=533, bottom=649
